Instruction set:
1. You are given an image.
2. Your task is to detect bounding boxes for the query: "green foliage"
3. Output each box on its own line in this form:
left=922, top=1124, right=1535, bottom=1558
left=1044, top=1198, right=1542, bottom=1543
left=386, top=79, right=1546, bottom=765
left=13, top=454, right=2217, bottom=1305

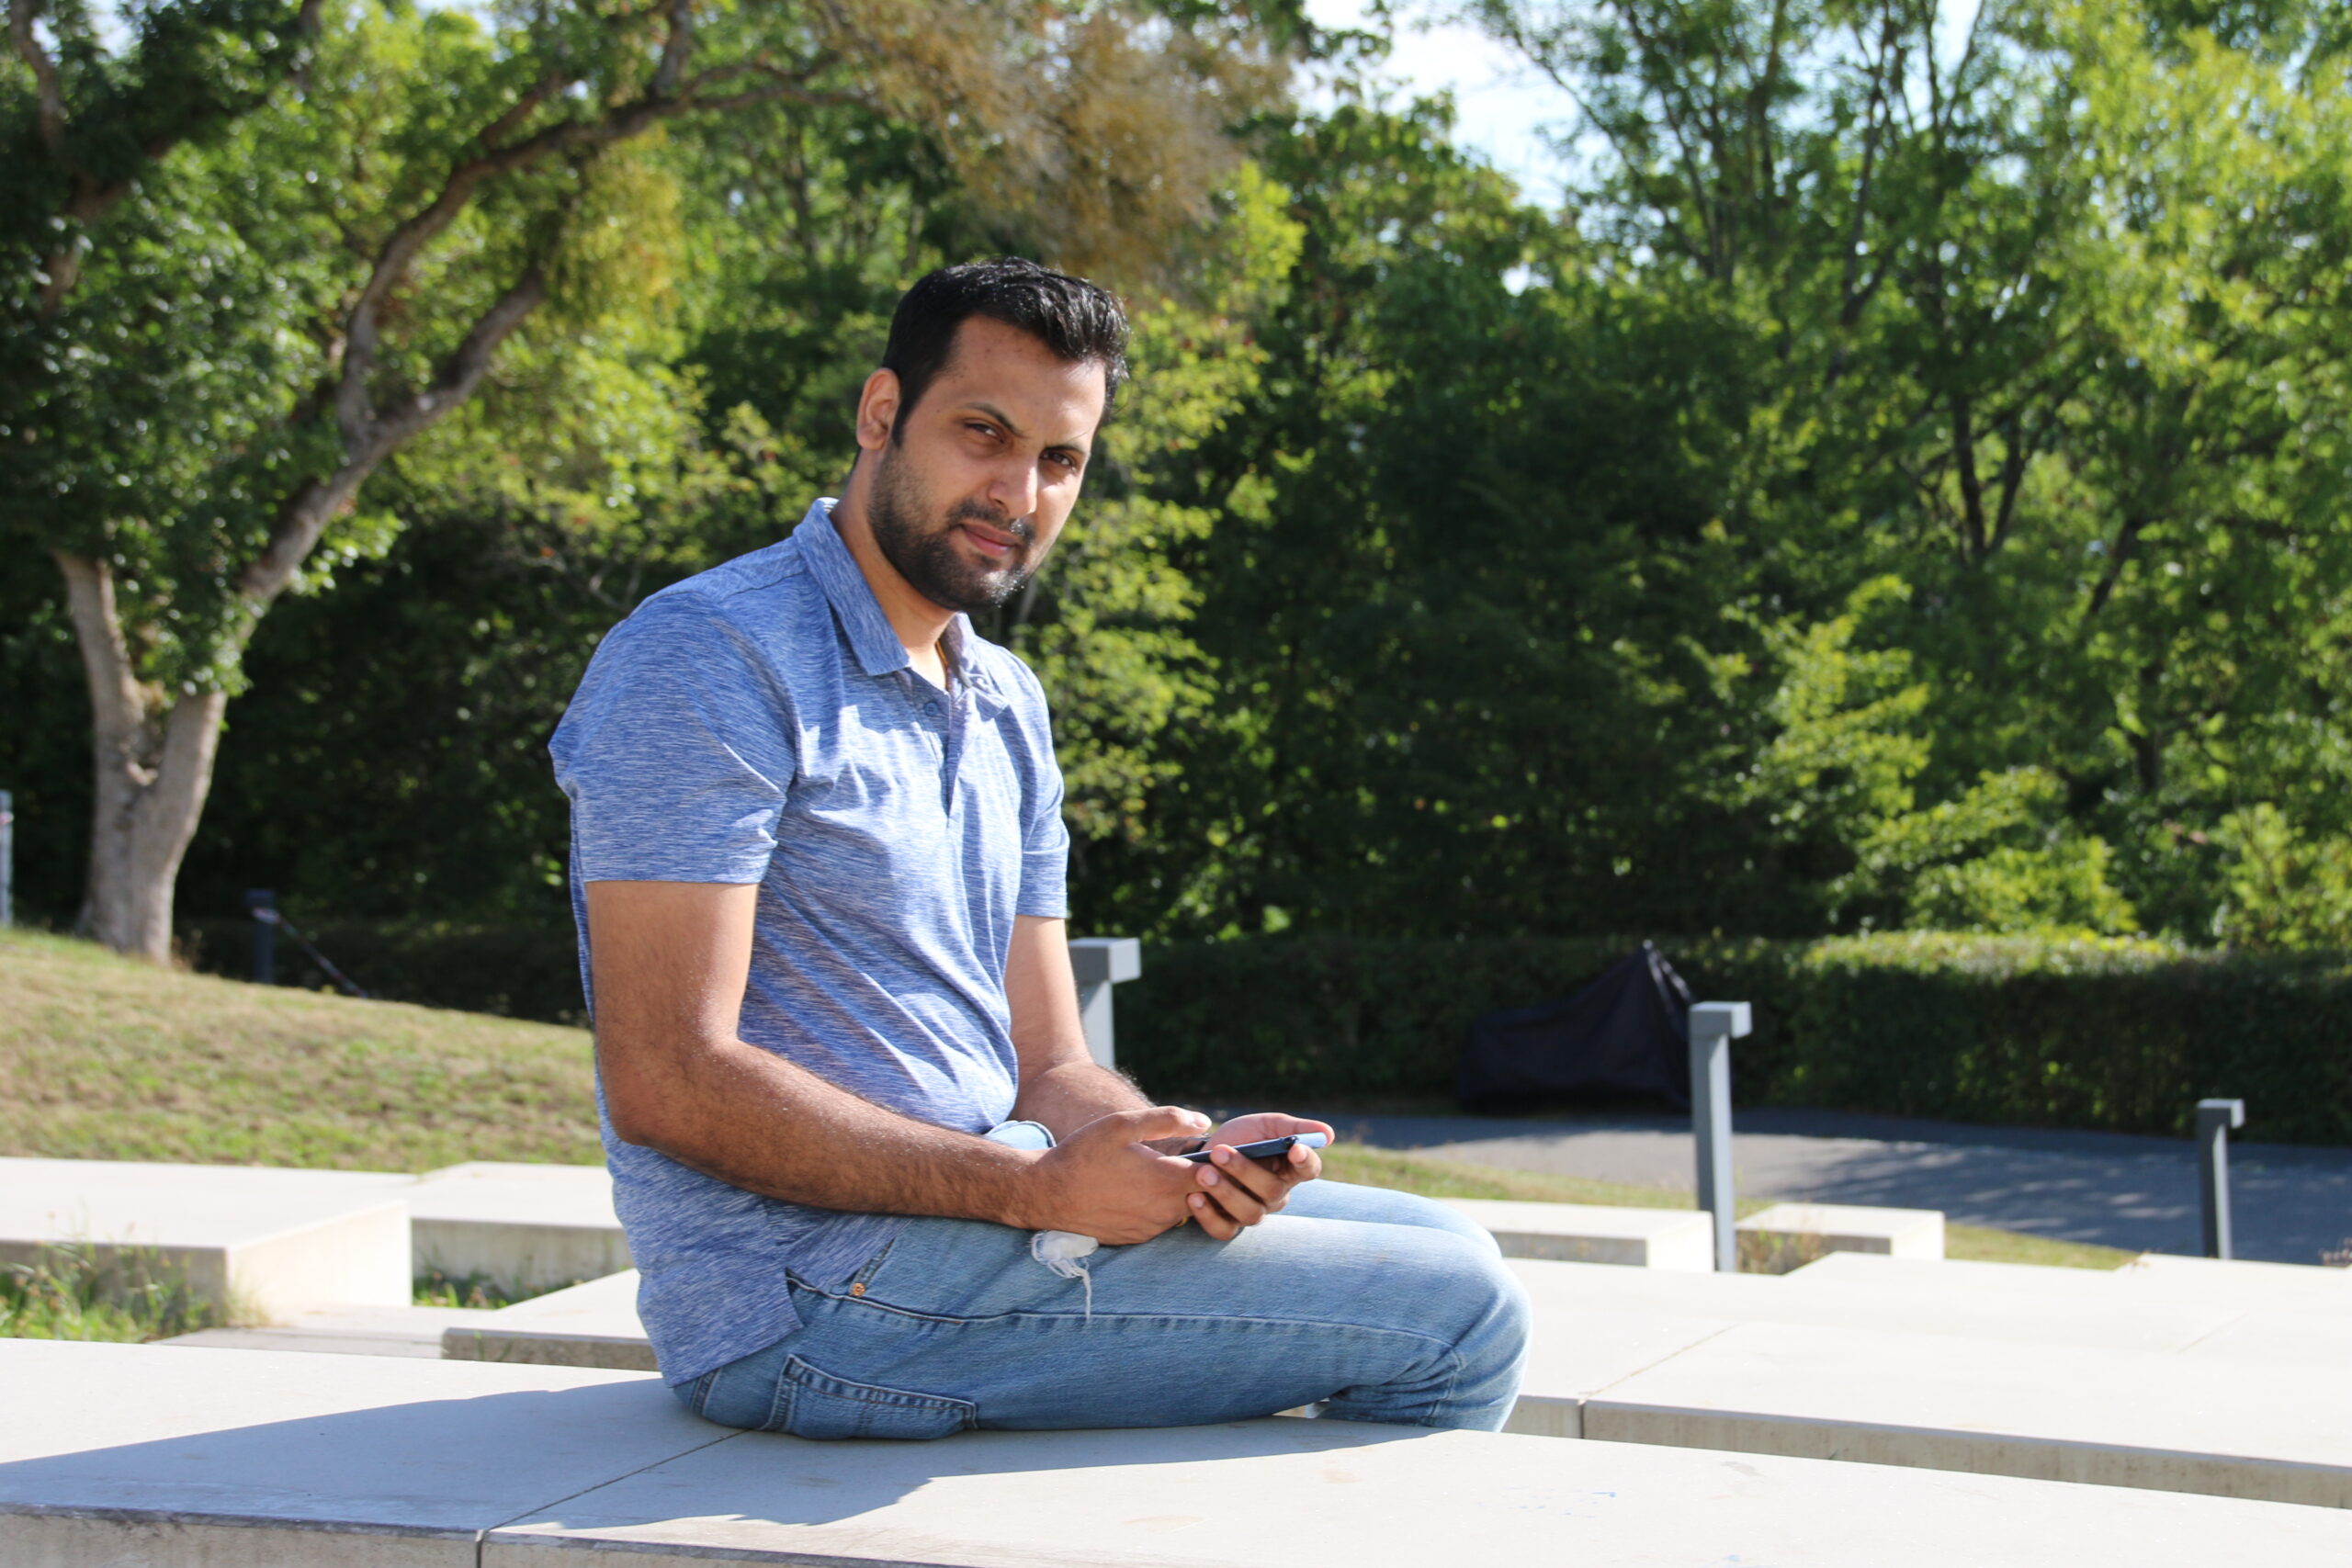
left=0, top=1244, right=219, bottom=1343
left=1118, top=930, right=2352, bottom=1145
left=2211, top=805, right=2352, bottom=951
left=12, top=0, right=2352, bottom=997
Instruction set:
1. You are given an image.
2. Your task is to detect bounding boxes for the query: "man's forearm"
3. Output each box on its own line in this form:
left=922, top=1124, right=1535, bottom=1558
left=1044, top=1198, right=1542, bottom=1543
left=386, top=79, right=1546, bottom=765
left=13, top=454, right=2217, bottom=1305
left=1011, top=1057, right=1152, bottom=1141
left=614, top=1033, right=1046, bottom=1227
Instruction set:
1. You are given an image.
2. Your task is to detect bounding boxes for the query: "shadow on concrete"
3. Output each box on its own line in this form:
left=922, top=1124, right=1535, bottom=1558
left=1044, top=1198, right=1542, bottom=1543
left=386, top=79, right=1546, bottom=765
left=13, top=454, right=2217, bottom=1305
left=518, top=1418, right=1449, bottom=1540
left=0, top=1373, right=1434, bottom=1542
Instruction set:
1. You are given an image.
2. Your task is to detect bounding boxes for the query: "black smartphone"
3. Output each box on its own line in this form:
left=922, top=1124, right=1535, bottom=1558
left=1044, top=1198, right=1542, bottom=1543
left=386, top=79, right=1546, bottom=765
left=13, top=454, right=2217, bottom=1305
left=1178, top=1133, right=1329, bottom=1165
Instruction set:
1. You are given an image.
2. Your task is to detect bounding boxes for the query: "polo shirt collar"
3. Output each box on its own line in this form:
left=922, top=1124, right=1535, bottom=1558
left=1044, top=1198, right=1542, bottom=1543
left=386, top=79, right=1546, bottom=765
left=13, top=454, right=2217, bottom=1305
left=797, top=499, right=1014, bottom=718
left=799, top=499, right=916, bottom=679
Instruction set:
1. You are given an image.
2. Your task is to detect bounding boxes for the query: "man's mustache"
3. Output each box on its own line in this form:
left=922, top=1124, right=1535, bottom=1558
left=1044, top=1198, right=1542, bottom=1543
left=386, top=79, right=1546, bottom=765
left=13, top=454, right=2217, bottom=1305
left=947, top=500, right=1035, bottom=549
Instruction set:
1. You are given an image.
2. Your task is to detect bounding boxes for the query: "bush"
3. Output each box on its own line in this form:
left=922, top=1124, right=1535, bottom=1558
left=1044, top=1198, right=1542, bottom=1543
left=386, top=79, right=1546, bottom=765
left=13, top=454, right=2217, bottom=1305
left=1118, top=931, right=2352, bottom=1145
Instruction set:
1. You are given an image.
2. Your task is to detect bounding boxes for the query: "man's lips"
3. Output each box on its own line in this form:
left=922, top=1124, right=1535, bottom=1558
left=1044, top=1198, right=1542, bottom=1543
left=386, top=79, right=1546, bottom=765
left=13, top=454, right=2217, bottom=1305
left=956, top=520, right=1023, bottom=561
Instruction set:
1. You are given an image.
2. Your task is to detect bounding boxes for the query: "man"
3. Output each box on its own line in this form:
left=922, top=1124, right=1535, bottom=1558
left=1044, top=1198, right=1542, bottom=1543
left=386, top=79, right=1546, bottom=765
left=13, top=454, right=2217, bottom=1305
left=551, top=258, right=1527, bottom=1438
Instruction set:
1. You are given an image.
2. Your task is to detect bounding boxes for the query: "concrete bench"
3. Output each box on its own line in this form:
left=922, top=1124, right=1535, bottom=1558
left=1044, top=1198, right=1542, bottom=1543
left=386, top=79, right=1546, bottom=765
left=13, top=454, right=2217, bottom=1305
left=1581, top=1316, right=2352, bottom=1507
left=1737, top=1201, right=1945, bottom=1261
left=430, top=1254, right=2346, bottom=1506
left=407, top=1161, right=629, bottom=1292
left=6, top=1339, right=2346, bottom=1568
left=1795, top=1249, right=2352, bottom=1308
left=0, top=1157, right=412, bottom=1322
left=1439, top=1198, right=1713, bottom=1268
left=1509, top=1256, right=2244, bottom=1353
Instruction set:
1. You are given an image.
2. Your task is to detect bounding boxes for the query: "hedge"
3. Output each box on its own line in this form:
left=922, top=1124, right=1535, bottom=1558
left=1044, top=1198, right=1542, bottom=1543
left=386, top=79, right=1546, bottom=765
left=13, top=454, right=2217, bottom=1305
left=178, top=919, right=586, bottom=1027
left=170, top=918, right=2352, bottom=1145
left=1115, top=932, right=2352, bottom=1146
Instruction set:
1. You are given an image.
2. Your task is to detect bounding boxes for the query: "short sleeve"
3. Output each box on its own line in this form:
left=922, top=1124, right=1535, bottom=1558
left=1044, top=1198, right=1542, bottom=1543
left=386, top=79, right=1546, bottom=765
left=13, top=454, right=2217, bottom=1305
left=550, top=593, right=797, bottom=885
left=1011, top=670, right=1070, bottom=919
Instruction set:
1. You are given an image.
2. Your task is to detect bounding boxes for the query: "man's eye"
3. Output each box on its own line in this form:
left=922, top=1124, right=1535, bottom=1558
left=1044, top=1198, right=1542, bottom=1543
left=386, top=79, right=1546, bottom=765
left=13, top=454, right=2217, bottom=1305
left=1048, top=452, right=1082, bottom=473
left=967, top=423, right=1000, bottom=440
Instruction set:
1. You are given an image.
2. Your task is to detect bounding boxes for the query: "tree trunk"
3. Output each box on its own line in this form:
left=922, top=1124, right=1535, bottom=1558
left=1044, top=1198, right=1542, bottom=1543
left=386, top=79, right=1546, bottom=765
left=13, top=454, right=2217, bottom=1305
left=54, top=551, right=228, bottom=962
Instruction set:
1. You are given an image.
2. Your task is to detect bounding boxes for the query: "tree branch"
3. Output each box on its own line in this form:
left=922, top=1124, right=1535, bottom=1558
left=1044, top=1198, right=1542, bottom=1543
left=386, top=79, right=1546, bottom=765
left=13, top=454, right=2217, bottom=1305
left=8, top=0, right=65, bottom=152
left=250, top=257, right=554, bottom=605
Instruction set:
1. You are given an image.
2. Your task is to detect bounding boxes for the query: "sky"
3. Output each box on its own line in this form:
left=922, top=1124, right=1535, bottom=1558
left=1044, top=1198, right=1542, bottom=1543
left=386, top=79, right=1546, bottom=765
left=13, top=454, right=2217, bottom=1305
left=1298, top=0, right=1580, bottom=207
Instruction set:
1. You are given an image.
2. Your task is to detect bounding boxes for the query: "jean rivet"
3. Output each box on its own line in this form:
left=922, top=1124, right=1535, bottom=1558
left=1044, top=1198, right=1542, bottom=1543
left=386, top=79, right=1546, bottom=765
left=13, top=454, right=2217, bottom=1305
left=850, top=1281, right=866, bottom=1297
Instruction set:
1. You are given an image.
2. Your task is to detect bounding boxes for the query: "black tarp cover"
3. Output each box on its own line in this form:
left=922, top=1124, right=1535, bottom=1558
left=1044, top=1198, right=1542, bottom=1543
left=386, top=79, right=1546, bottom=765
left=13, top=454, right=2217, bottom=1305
left=1455, top=942, right=1693, bottom=1112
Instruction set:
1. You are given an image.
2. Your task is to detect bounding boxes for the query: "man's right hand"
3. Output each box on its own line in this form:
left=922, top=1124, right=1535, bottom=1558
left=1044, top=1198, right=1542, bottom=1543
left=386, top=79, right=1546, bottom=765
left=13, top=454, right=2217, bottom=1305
left=1019, top=1105, right=1212, bottom=1243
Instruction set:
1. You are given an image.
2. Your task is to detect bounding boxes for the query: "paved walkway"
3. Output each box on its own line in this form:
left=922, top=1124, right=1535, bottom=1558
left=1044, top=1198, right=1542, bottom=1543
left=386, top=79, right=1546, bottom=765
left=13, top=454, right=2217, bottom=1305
left=1312, top=1107, right=2352, bottom=1266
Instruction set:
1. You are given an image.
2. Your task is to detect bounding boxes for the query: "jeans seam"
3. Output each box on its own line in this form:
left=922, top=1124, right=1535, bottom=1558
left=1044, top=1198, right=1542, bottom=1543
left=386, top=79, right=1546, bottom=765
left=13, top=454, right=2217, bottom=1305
left=819, top=1294, right=1464, bottom=1351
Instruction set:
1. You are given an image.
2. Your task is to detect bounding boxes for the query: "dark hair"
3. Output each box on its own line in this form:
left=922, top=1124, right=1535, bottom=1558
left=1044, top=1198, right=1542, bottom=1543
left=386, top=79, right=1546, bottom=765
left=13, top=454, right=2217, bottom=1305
left=880, top=258, right=1130, bottom=436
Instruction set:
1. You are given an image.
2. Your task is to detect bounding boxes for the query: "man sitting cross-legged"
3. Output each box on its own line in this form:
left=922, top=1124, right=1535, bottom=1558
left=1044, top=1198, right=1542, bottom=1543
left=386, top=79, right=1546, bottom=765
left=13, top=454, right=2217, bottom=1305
left=550, top=257, right=1530, bottom=1439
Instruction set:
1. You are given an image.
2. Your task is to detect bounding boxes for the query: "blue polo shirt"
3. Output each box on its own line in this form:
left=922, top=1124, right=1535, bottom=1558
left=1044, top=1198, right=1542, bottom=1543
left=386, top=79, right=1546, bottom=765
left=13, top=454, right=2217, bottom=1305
left=549, top=499, right=1069, bottom=1383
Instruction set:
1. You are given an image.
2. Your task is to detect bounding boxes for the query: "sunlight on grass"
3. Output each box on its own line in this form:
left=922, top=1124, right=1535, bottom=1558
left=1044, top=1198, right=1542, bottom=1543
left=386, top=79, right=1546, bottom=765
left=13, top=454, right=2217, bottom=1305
left=0, top=930, right=601, bottom=1171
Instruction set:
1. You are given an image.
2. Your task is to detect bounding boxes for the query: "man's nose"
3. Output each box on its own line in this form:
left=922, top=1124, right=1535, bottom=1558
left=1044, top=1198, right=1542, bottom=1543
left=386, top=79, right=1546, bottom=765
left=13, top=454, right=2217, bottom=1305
left=986, top=454, right=1040, bottom=520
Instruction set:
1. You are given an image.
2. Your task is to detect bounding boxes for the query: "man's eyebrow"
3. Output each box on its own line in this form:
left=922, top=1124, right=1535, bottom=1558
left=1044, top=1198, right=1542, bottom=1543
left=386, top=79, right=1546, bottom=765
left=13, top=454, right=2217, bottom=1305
left=967, top=400, right=1029, bottom=441
left=968, top=400, right=1092, bottom=458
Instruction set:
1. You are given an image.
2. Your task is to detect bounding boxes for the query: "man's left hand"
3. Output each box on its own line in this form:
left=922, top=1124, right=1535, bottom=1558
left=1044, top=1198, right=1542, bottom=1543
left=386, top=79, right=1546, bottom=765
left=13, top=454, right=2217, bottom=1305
left=1185, top=1111, right=1334, bottom=1241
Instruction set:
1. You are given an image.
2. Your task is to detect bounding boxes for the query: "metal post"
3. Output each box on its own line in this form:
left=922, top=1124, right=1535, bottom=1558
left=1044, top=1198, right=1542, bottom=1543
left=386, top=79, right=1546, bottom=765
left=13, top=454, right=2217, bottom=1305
left=1690, top=1001, right=1752, bottom=1272
left=1068, top=937, right=1142, bottom=1070
left=2197, top=1098, right=2245, bottom=1260
left=243, top=889, right=277, bottom=986
left=0, top=790, right=13, bottom=928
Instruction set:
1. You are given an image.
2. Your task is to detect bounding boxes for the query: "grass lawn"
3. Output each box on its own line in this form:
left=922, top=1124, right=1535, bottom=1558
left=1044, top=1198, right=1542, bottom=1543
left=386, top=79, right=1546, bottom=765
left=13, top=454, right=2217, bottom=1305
left=0, top=929, right=601, bottom=1171
left=4, top=930, right=2130, bottom=1273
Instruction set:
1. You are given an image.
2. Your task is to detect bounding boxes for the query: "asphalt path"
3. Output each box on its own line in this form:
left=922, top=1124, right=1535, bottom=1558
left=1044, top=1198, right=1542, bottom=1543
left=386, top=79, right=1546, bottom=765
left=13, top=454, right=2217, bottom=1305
left=1306, top=1106, right=2352, bottom=1266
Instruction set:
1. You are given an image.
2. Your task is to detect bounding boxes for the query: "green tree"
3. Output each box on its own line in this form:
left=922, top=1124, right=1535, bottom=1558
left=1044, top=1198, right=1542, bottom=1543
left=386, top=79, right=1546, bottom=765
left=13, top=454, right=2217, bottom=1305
left=4, top=0, right=1276, bottom=958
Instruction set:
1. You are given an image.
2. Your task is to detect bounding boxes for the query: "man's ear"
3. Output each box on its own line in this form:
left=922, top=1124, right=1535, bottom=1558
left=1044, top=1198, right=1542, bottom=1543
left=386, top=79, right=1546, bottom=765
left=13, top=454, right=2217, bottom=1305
left=855, top=368, right=901, bottom=453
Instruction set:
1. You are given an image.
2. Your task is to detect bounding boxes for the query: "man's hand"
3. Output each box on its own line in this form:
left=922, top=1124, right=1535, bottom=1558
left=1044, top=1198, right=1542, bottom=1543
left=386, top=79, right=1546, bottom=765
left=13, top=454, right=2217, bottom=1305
left=1183, top=1111, right=1335, bottom=1241
left=1023, top=1106, right=1214, bottom=1243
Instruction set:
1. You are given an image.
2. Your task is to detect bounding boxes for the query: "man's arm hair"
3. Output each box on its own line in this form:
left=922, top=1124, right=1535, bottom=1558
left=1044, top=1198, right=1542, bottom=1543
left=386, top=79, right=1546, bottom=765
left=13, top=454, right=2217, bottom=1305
left=588, top=880, right=1046, bottom=1226
left=1003, top=913, right=1152, bottom=1138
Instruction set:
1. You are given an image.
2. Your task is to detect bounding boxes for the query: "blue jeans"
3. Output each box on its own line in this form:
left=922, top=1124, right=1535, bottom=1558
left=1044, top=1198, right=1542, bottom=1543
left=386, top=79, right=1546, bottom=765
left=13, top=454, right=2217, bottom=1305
left=674, top=1178, right=1530, bottom=1438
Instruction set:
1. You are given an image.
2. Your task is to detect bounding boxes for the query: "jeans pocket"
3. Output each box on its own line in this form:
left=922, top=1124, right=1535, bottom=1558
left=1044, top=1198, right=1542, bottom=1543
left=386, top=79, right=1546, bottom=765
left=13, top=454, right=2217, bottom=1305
left=775, top=1353, right=975, bottom=1441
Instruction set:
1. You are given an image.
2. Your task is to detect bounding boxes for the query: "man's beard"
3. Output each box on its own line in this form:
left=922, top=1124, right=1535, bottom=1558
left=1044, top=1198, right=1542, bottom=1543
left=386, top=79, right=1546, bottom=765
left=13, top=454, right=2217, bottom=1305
left=866, top=446, right=1039, bottom=614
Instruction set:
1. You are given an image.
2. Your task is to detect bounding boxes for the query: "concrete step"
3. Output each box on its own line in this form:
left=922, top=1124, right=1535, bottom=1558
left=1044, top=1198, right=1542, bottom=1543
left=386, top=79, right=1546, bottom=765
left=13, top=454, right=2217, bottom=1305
left=1793, top=1248, right=2352, bottom=1308
left=6, top=1339, right=2347, bottom=1567
left=443, top=1269, right=651, bottom=1371
left=0, top=1156, right=412, bottom=1321
left=1583, top=1317, right=2352, bottom=1507
left=164, top=1303, right=501, bottom=1359
left=408, top=1160, right=629, bottom=1292
left=1509, top=1257, right=2244, bottom=1352
left=1438, top=1198, right=1713, bottom=1268
left=1736, top=1200, right=1945, bottom=1260
left=0, top=1338, right=719, bottom=1566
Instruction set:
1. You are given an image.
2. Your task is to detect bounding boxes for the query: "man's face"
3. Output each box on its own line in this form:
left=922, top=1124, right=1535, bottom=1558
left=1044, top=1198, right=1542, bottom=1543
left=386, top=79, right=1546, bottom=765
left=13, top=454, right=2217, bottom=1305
left=860, top=315, right=1106, bottom=614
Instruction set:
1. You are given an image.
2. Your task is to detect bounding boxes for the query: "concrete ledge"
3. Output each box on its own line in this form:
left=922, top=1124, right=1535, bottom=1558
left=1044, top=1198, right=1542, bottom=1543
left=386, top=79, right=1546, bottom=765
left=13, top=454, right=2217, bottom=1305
left=0, top=1160, right=412, bottom=1322
left=480, top=1420, right=2352, bottom=1566
left=1509, top=1306, right=1733, bottom=1437
left=1737, top=1201, right=1945, bottom=1260
left=1794, top=1249, right=2352, bottom=1309
left=408, top=1164, right=628, bottom=1294
left=1585, top=1319, right=2352, bottom=1507
left=0, top=1339, right=721, bottom=1567
left=8, top=1339, right=2352, bottom=1565
left=166, top=1304, right=499, bottom=1359
left=1510, top=1257, right=2239, bottom=1352
left=442, top=1269, right=654, bottom=1371
left=1441, top=1199, right=1713, bottom=1269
